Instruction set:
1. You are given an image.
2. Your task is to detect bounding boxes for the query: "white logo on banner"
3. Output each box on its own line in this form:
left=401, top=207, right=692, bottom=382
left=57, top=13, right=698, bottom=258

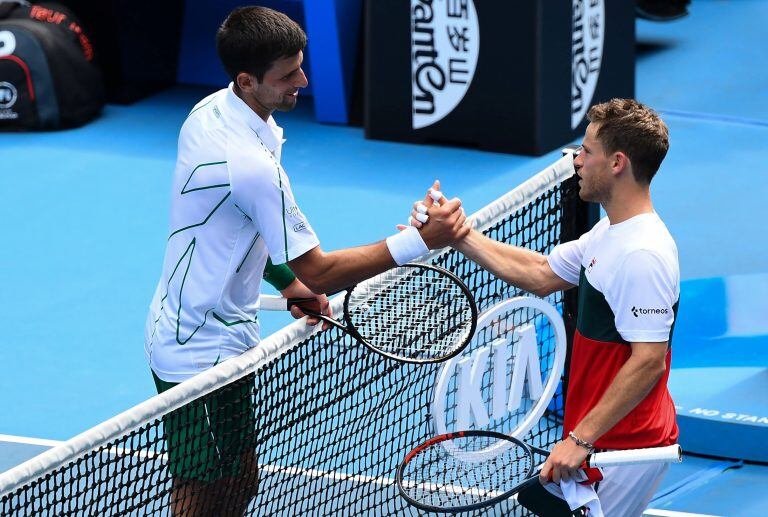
left=0, top=82, right=18, bottom=109
left=571, top=0, right=604, bottom=129
left=0, top=30, right=16, bottom=57
left=411, top=0, right=479, bottom=130
left=431, top=297, right=567, bottom=456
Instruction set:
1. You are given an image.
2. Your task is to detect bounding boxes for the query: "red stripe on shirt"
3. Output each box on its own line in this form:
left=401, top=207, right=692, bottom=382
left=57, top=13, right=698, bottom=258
left=564, top=330, right=679, bottom=449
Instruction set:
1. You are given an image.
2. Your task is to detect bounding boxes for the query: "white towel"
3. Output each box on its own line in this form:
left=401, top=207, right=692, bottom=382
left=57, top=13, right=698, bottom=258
left=542, top=469, right=604, bottom=516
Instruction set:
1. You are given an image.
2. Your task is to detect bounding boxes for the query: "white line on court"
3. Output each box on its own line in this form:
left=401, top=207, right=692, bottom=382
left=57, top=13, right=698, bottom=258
left=644, top=510, right=722, bottom=517
left=0, top=434, right=63, bottom=448
left=0, top=434, right=400, bottom=490
left=260, top=463, right=395, bottom=487
left=2, top=435, right=713, bottom=510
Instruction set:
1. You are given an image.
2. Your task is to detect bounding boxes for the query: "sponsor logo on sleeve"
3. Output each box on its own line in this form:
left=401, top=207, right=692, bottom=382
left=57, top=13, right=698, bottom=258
left=293, top=222, right=307, bottom=233
left=631, top=306, right=670, bottom=317
left=411, top=0, right=479, bottom=130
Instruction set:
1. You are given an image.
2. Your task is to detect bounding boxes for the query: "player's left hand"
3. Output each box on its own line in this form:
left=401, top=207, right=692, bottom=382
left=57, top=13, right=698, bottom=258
left=539, top=437, right=591, bottom=484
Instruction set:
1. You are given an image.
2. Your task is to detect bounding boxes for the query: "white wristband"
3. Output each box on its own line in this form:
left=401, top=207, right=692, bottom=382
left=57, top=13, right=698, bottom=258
left=386, top=226, right=429, bottom=265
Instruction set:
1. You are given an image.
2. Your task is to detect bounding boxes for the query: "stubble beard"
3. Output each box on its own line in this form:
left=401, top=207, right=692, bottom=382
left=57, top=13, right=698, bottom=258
left=276, top=95, right=298, bottom=112
left=578, top=174, right=611, bottom=205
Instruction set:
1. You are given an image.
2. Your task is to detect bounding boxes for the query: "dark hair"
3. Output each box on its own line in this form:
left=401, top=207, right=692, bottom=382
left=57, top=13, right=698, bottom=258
left=216, top=6, right=307, bottom=83
left=588, top=98, right=670, bottom=184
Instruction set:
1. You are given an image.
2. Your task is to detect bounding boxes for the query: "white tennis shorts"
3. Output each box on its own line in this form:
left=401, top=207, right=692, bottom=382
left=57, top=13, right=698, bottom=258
left=597, top=461, right=670, bottom=516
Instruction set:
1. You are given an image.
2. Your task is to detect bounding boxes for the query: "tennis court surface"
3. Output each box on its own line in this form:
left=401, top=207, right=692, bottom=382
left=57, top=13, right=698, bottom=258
left=2, top=1, right=767, bottom=515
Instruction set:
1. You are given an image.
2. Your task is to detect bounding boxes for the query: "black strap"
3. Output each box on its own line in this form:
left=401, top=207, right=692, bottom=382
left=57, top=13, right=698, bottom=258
left=517, top=479, right=589, bottom=516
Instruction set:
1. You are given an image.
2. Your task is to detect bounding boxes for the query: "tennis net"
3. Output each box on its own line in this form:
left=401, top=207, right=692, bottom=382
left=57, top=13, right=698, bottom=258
left=0, top=152, right=594, bottom=516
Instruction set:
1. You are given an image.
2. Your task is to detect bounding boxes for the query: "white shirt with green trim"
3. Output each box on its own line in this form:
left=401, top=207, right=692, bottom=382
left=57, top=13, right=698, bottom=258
left=145, top=84, right=319, bottom=382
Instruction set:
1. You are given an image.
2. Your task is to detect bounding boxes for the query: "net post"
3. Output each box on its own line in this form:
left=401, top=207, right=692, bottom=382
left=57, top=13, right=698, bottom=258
left=559, top=146, right=600, bottom=408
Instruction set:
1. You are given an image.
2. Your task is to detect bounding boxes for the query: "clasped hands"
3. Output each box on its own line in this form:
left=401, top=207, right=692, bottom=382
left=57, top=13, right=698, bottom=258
left=396, top=180, right=471, bottom=248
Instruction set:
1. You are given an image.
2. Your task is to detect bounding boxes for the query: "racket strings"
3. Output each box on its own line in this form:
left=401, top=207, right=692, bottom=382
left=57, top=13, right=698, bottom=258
left=348, top=267, right=473, bottom=359
left=401, top=435, right=533, bottom=509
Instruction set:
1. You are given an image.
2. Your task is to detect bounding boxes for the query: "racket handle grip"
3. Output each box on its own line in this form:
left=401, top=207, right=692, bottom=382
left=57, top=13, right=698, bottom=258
left=258, top=295, right=288, bottom=311
left=587, top=444, right=682, bottom=467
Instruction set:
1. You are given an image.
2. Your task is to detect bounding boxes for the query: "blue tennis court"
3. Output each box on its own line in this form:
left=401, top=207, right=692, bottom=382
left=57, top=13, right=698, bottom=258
left=1, top=1, right=767, bottom=515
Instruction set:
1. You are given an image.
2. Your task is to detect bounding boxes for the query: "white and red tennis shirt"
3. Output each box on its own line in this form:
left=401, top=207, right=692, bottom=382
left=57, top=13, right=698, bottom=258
left=547, top=213, right=680, bottom=449
left=145, top=84, right=319, bottom=382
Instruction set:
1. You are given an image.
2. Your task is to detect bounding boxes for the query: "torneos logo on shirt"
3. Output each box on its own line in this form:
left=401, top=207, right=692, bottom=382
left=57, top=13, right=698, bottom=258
left=571, top=0, right=604, bottom=129
left=411, top=0, right=479, bottom=129
left=431, top=297, right=567, bottom=455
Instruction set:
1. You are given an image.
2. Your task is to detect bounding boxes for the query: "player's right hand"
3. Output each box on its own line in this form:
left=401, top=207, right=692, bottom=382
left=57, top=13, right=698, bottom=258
left=396, top=180, right=442, bottom=231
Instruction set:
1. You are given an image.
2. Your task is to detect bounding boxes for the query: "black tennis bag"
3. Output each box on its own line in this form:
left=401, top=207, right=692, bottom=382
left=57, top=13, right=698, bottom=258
left=0, top=0, right=104, bottom=130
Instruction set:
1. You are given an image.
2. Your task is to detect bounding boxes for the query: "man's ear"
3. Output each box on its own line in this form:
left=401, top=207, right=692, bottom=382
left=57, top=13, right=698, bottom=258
left=611, top=151, right=630, bottom=177
left=236, top=72, right=258, bottom=93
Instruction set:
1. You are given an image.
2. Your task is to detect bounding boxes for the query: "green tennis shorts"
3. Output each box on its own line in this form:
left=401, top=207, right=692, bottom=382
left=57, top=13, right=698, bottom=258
left=152, top=370, right=257, bottom=483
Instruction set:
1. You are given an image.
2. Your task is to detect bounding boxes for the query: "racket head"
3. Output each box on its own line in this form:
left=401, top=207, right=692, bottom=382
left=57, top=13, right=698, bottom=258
left=342, top=263, right=477, bottom=364
left=397, top=429, right=536, bottom=513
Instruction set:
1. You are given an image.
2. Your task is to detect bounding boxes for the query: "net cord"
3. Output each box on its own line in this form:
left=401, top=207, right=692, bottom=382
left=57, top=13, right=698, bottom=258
left=0, top=153, right=575, bottom=497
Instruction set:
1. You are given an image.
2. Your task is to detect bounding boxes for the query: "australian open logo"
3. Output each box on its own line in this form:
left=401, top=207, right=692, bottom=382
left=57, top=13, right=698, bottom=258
left=431, top=297, right=567, bottom=455
left=0, top=82, right=18, bottom=110
left=411, top=0, right=479, bottom=130
left=571, top=0, right=604, bottom=129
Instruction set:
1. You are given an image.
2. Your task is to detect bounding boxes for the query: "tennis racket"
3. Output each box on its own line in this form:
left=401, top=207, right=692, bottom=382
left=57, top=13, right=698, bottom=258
left=397, top=429, right=682, bottom=513
left=258, top=263, right=478, bottom=364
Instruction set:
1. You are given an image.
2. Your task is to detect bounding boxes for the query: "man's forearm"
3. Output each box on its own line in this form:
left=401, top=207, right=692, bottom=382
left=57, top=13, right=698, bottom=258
left=454, top=230, right=567, bottom=296
left=573, top=349, right=667, bottom=444
left=288, top=242, right=395, bottom=294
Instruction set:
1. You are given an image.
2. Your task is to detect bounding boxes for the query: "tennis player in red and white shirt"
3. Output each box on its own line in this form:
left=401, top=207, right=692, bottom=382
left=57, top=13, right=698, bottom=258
left=410, top=99, right=679, bottom=516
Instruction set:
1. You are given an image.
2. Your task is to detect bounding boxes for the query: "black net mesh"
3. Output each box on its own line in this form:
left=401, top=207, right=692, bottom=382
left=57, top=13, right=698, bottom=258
left=1, top=174, right=587, bottom=516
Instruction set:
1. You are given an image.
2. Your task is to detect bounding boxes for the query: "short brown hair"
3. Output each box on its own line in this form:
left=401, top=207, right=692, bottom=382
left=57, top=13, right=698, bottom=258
left=587, top=99, right=669, bottom=184
left=216, top=6, right=307, bottom=82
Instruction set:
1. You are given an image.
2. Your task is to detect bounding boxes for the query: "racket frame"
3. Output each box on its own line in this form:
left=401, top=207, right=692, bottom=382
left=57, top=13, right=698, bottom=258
left=341, top=263, right=478, bottom=364
left=264, top=263, right=478, bottom=364
left=397, top=429, right=682, bottom=513
left=397, top=429, right=535, bottom=513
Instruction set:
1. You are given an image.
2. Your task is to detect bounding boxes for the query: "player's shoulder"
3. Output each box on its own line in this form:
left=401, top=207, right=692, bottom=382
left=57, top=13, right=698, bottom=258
left=225, top=135, right=280, bottom=194
left=179, top=89, right=232, bottom=140
left=590, top=213, right=677, bottom=279
left=613, top=214, right=679, bottom=279
left=622, top=213, right=677, bottom=257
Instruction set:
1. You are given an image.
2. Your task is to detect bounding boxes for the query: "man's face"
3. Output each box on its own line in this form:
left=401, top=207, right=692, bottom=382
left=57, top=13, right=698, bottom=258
left=573, top=123, right=613, bottom=204
left=251, top=51, right=308, bottom=114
